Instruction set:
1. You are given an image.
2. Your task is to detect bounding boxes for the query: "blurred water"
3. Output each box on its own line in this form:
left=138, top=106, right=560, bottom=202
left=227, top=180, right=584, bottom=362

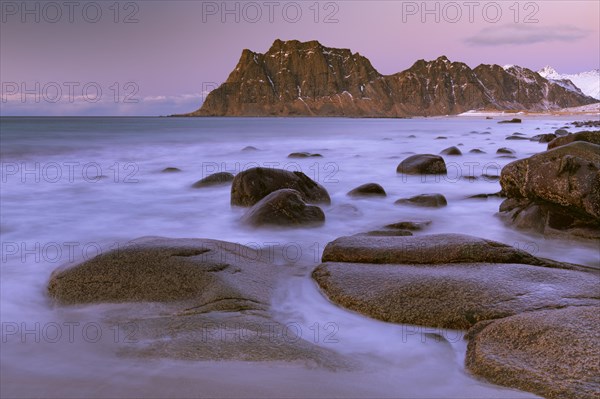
left=1, top=115, right=595, bottom=398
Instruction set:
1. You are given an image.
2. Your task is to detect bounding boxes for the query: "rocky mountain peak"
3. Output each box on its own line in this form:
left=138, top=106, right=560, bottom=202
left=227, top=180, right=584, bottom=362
left=538, top=65, right=558, bottom=77
left=186, top=40, right=598, bottom=117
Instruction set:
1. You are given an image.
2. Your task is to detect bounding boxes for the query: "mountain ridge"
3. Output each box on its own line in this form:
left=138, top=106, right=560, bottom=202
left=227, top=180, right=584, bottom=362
left=184, top=39, right=598, bottom=117
left=538, top=66, right=600, bottom=100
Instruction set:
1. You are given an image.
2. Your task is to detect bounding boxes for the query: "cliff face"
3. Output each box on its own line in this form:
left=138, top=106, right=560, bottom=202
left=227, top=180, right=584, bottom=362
left=187, top=39, right=597, bottom=117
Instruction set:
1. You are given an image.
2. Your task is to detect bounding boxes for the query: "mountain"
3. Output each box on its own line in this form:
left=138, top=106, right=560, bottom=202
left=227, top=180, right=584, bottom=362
left=538, top=66, right=600, bottom=100
left=185, top=40, right=598, bottom=117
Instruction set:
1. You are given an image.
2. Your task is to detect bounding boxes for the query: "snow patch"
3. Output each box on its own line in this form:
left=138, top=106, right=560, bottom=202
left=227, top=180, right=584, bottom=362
left=538, top=66, right=600, bottom=99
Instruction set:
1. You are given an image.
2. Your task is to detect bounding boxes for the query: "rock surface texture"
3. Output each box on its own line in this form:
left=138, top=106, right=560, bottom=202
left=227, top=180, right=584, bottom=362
left=396, top=154, right=447, bottom=175
left=48, top=237, right=346, bottom=366
left=231, top=167, right=330, bottom=207
left=499, top=142, right=600, bottom=238
left=312, top=233, right=599, bottom=398
left=241, top=189, right=325, bottom=227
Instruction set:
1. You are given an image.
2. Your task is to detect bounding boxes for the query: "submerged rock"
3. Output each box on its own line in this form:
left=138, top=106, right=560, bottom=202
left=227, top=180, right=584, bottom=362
left=384, top=220, right=432, bottom=231
left=481, top=174, right=500, bottom=181
left=396, top=154, right=447, bottom=175
left=395, top=194, right=447, bottom=208
left=496, top=147, right=515, bottom=155
left=161, top=167, right=182, bottom=173
left=328, top=203, right=362, bottom=217
left=505, top=135, right=529, bottom=141
left=572, top=120, right=600, bottom=128
left=498, top=118, right=522, bottom=124
left=440, top=146, right=462, bottom=156
left=347, top=183, right=387, bottom=198
left=288, top=152, right=323, bottom=158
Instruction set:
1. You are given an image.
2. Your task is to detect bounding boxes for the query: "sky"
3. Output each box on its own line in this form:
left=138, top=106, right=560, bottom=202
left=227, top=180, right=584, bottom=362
left=1, top=0, right=599, bottom=116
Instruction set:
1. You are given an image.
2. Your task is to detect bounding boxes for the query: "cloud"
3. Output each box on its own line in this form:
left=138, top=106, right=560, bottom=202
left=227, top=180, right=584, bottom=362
left=465, top=24, right=589, bottom=46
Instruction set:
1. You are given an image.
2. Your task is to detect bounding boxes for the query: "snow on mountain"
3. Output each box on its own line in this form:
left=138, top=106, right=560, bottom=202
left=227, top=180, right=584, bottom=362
left=538, top=66, right=600, bottom=100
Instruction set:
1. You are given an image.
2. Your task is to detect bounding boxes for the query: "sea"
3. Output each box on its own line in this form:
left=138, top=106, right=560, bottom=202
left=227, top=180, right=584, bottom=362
left=1, top=116, right=598, bottom=398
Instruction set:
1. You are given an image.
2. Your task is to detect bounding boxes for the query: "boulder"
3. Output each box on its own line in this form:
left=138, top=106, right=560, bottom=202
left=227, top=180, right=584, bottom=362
left=347, top=183, right=387, bottom=198
left=241, top=189, right=325, bottom=227
left=499, top=142, right=600, bottom=236
left=231, top=167, right=330, bottom=207
left=440, top=146, right=462, bottom=156
left=241, top=146, right=259, bottom=152
left=469, top=149, right=486, bottom=154
left=192, top=172, right=234, bottom=188
left=547, top=130, right=600, bottom=149
left=396, top=154, right=447, bottom=175
left=466, top=306, right=600, bottom=399
left=395, top=194, right=447, bottom=208
left=498, top=118, right=522, bottom=124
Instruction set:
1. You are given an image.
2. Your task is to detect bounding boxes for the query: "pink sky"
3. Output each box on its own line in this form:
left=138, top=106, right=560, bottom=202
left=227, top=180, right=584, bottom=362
left=1, top=0, right=598, bottom=115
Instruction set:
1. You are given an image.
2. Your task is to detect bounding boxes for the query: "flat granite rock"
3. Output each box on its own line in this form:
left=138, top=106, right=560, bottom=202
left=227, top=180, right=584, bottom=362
left=321, top=233, right=587, bottom=271
left=466, top=306, right=600, bottom=399
left=313, top=262, right=599, bottom=329
left=312, top=232, right=600, bottom=396
left=48, top=237, right=348, bottom=367
left=48, top=237, right=273, bottom=307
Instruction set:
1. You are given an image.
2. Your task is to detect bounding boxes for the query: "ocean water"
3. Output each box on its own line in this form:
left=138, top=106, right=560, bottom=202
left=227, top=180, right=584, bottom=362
left=1, top=116, right=597, bottom=398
